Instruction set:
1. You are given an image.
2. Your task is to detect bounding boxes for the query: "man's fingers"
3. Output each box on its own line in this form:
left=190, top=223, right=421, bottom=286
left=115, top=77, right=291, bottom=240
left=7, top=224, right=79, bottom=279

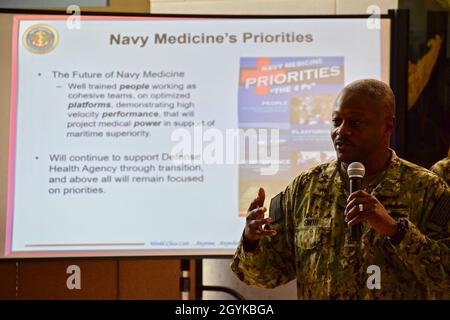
left=248, top=197, right=260, bottom=212
left=345, top=199, right=375, bottom=219
left=347, top=212, right=369, bottom=227
left=345, top=203, right=375, bottom=223
left=248, top=187, right=266, bottom=211
left=247, top=217, right=276, bottom=237
left=257, top=187, right=265, bottom=207
left=248, top=217, right=272, bottom=229
left=244, top=188, right=271, bottom=241
left=253, top=228, right=277, bottom=237
left=246, top=207, right=266, bottom=222
left=346, top=196, right=373, bottom=210
left=347, top=190, right=370, bottom=202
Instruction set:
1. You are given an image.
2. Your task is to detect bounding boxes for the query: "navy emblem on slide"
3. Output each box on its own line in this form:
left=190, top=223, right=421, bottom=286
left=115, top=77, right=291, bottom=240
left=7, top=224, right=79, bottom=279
left=23, top=24, right=59, bottom=54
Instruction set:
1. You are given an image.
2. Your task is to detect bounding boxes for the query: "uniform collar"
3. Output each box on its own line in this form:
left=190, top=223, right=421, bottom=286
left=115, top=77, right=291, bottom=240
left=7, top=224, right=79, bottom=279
left=330, top=149, right=401, bottom=206
left=370, top=149, right=401, bottom=197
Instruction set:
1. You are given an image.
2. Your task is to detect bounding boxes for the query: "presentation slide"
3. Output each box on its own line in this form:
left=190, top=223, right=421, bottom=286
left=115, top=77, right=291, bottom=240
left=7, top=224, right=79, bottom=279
left=0, top=14, right=390, bottom=257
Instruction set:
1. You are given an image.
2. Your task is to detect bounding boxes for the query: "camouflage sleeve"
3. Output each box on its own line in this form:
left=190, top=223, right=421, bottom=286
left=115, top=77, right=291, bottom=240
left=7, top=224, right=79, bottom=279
left=230, top=176, right=300, bottom=288
left=430, top=162, right=445, bottom=178
left=430, top=158, right=450, bottom=186
left=388, top=179, right=450, bottom=294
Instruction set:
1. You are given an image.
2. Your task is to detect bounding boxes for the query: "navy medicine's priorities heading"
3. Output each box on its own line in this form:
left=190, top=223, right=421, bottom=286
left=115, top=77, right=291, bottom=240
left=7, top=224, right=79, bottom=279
left=109, top=32, right=313, bottom=47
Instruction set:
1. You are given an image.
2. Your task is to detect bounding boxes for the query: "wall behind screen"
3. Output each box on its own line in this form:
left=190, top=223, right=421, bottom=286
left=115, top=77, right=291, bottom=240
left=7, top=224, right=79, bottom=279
left=0, top=13, right=13, bottom=262
left=0, top=0, right=396, bottom=299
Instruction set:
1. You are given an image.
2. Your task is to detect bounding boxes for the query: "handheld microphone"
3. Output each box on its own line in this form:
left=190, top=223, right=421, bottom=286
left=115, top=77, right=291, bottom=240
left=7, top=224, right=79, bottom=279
left=347, top=162, right=365, bottom=241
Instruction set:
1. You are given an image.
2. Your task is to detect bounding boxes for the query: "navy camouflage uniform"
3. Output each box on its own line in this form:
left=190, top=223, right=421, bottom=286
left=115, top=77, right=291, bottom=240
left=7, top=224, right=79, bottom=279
left=231, top=150, right=450, bottom=299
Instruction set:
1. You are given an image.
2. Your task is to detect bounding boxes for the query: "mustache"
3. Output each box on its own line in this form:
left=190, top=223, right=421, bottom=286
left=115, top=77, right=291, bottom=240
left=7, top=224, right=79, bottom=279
left=334, top=138, right=355, bottom=146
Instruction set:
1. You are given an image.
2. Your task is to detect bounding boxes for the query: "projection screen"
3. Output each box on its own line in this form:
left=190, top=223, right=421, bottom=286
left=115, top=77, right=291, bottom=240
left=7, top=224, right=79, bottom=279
left=0, top=12, right=391, bottom=258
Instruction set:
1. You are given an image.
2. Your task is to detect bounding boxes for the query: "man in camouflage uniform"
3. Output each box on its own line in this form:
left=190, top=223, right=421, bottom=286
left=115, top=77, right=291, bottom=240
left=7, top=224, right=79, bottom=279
left=430, top=156, right=450, bottom=186
left=231, top=79, right=449, bottom=299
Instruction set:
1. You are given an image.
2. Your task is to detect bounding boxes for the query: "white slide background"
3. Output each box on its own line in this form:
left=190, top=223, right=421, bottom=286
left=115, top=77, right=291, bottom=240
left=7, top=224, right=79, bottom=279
left=8, top=17, right=384, bottom=256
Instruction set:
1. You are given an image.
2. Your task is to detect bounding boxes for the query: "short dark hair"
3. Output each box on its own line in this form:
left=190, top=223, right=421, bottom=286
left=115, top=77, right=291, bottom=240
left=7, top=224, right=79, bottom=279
left=343, top=79, right=395, bottom=117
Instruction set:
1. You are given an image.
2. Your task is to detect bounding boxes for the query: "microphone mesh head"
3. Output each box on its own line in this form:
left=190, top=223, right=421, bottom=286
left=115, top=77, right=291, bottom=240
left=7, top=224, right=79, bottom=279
left=347, top=162, right=365, bottom=178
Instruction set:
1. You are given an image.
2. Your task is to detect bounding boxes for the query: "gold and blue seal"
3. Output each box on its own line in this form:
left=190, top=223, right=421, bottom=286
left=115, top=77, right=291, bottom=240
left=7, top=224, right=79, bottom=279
left=23, top=24, right=58, bottom=54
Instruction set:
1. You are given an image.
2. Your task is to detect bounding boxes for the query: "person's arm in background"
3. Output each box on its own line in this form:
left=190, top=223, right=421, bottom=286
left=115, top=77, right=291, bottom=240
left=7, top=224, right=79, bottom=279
left=430, top=157, right=450, bottom=186
left=388, top=177, right=449, bottom=296
left=230, top=178, right=300, bottom=289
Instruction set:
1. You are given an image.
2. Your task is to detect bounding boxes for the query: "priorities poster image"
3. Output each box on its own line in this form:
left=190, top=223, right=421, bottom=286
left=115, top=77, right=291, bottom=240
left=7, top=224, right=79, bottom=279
left=238, top=57, right=344, bottom=215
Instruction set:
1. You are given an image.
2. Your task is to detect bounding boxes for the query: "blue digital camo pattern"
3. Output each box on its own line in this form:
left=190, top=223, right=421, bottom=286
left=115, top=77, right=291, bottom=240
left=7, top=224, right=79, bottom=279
left=231, top=150, right=450, bottom=299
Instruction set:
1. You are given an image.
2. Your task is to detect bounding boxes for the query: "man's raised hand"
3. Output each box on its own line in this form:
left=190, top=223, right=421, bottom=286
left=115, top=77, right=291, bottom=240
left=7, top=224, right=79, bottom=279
left=244, top=188, right=277, bottom=244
